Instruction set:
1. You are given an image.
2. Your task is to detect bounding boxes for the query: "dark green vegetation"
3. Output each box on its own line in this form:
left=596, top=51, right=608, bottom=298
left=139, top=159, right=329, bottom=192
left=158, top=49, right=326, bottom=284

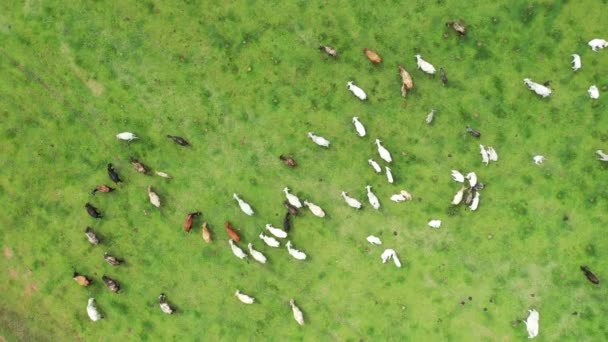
left=1, top=0, right=607, bottom=340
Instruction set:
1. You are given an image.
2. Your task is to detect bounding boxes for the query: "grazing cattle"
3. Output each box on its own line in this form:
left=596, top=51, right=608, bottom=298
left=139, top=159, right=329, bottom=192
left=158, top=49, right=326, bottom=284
left=352, top=117, right=367, bottom=137
left=202, top=222, right=212, bottom=243
left=259, top=232, right=281, bottom=247
left=147, top=186, right=161, bottom=208
left=283, top=212, right=292, bottom=232
left=116, top=132, right=138, bottom=142
left=87, top=298, right=102, bottom=321
left=233, top=194, right=254, bottom=216
left=415, top=54, right=436, bottom=75
left=85, top=203, right=102, bottom=219
left=368, top=159, right=382, bottom=173
left=446, top=21, right=467, bottom=35
left=129, top=157, right=149, bottom=174
left=487, top=147, right=498, bottom=162
left=398, top=65, right=414, bottom=97
left=390, top=190, right=413, bottom=202
left=235, top=289, right=256, bottom=304
left=426, top=109, right=435, bottom=124
left=480, top=144, right=489, bottom=165
left=451, top=170, right=465, bottom=183
left=85, top=227, right=100, bottom=245
left=102, top=275, right=120, bottom=293
left=107, top=163, right=122, bottom=183
left=428, top=219, right=442, bottom=228
left=375, top=139, right=392, bottom=163
left=155, top=171, right=171, bottom=178
left=466, top=172, right=477, bottom=187
left=533, top=155, right=545, bottom=165
left=452, top=186, right=465, bottom=205
left=303, top=200, right=326, bottom=218
left=346, top=81, right=367, bottom=100
left=307, top=132, right=331, bottom=147
left=596, top=150, right=608, bottom=162
left=391, top=251, right=402, bottom=267
left=283, top=187, right=303, bottom=208
left=385, top=167, right=394, bottom=184
left=290, top=299, right=305, bottom=326
left=588, top=38, right=608, bottom=51
left=286, top=241, right=307, bottom=260
left=103, top=252, right=122, bottom=266
left=571, top=54, right=581, bottom=71
left=91, top=185, right=114, bottom=195
left=363, top=48, right=382, bottom=63
left=183, top=211, right=201, bottom=233
left=466, top=126, right=481, bottom=138
left=279, top=155, right=297, bottom=167
left=588, top=85, right=599, bottom=99
left=380, top=248, right=401, bottom=267
left=319, top=45, right=338, bottom=57
left=229, top=239, right=248, bottom=259
left=440, top=68, right=448, bottom=85
left=366, top=185, right=380, bottom=210
left=523, top=309, right=540, bottom=339
left=366, top=235, right=382, bottom=245
left=284, top=200, right=299, bottom=216
left=266, top=224, right=288, bottom=238
left=224, top=221, right=241, bottom=242
left=469, top=191, right=480, bottom=211
left=523, top=78, right=552, bottom=98
left=341, top=191, right=362, bottom=209
left=580, top=266, right=600, bottom=284
left=247, top=243, right=267, bottom=264
left=73, top=272, right=91, bottom=286
left=166, top=135, right=189, bottom=146
left=159, top=293, right=175, bottom=314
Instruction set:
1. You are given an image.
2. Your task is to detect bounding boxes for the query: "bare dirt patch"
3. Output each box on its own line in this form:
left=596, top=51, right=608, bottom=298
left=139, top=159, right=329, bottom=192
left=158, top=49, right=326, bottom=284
left=3, top=247, right=13, bottom=258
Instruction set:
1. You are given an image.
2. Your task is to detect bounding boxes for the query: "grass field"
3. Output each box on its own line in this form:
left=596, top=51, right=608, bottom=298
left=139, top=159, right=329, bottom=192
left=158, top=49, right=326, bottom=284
left=1, top=0, right=607, bottom=340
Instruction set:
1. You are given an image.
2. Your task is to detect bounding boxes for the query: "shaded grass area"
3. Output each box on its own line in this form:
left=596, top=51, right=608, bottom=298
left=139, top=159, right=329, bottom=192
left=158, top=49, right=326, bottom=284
left=1, top=0, right=608, bottom=340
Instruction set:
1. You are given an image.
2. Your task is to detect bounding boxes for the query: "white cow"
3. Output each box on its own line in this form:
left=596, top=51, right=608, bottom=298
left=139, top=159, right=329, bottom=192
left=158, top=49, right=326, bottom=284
left=523, top=309, right=540, bottom=339
left=375, top=139, right=392, bottom=163
left=247, top=243, right=267, bottom=264
left=428, top=219, right=442, bottom=228
left=366, top=185, right=380, bottom=209
left=229, top=239, right=247, bottom=259
left=533, top=155, right=545, bottom=165
left=148, top=186, right=161, bottom=208
left=155, top=171, right=171, bottom=178
left=381, top=249, right=394, bottom=263
left=159, top=294, right=174, bottom=314
left=487, top=147, right=498, bottom=162
left=341, top=191, right=362, bottom=209
left=352, top=117, right=367, bottom=137
left=307, top=132, right=330, bottom=147
left=451, top=170, right=465, bottom=183
left=290, top=299, right=305, bottom=325
left=469, top=191, right=480, bottom=211
left=588, top=38, right=608, bottom=51
left=303, top=200, right=326, bottom=217
left=596, top=150, right=608, bottom=161
left=87, top=298, right=102, bottom=321
left=524, top=78, right=552, bottom=98
left=235, top=290, right=255, bottom=304
left=452, top=187, right=465, bottom=205
left=233, top=193, right=254, bottom=216
left=283, top=187, right=303, bottom=208
left=116, top=132, right=138, bottom=142
left=385, top=167, right=394, bottom=184
left=286, top=241, right=307, bottom=260
left=390, top=190, right=412, bottom=202
left=480, top=144, right=489, bottom=165
left=265, top=224, right=287, bottom=238
left=588, top=85, right=599, bottom=99
left=259, top=232, right=280, bottom=247
left=415, top=54, right=436, bottom=75
left=466, top=172, right=477, bottom=187
left=366, top=235, right=382, bottom=245
left=347, top=81, right=367, bottom=100
left=368, top=159, right=382, bottom=173
left=426, top=109, right=435, bottom=124
left=571, top=54, right=581, bottom=71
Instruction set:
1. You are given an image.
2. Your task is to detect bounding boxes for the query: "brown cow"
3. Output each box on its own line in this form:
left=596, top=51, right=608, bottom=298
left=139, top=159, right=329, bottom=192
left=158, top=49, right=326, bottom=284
left=73, top=272, right=91, bottom=286
left=363, top=48, right=382, bottom=64
left=224, top=221, right=241, bottom=241
left=91, top=185, right=114, bottom=195
left=184, top=211, right=201, bottom=233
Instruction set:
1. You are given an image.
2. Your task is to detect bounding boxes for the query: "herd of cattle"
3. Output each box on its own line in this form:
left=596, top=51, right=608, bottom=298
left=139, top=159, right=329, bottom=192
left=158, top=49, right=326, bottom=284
left=73, top=22, right=607, bottom=338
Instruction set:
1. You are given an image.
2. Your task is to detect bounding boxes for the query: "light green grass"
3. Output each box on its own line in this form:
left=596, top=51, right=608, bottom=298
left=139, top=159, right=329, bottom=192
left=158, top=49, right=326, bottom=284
left=1, top=0, right=607, bottom=340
